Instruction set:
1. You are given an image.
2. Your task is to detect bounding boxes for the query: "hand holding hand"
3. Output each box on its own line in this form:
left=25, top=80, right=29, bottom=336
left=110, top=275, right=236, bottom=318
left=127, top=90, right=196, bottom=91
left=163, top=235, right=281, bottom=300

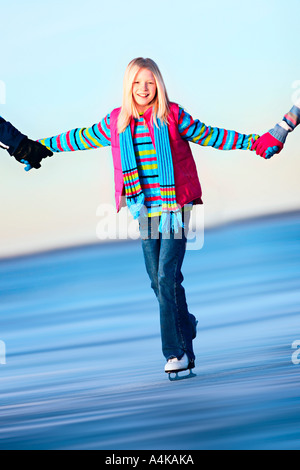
left=13, top=138, right=53, bottom=171
left=252, top=132, right=284, bottom=159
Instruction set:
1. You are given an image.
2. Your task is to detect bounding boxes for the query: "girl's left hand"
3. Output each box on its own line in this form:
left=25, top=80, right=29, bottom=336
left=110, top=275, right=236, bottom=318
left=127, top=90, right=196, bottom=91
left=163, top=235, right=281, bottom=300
left=252, top=132, right=283, bottom=159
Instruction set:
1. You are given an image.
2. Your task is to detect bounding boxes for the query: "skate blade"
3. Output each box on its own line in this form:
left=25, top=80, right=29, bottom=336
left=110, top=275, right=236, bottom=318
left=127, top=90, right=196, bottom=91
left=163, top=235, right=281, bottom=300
left=167, top=369, right=197, bottom=382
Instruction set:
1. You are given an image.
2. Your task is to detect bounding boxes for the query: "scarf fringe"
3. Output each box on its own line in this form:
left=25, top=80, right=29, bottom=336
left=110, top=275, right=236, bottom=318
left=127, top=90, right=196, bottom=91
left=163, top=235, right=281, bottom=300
left=127, top=192, right=148, bottom=220
left=159, top=210, right=184, bottom=234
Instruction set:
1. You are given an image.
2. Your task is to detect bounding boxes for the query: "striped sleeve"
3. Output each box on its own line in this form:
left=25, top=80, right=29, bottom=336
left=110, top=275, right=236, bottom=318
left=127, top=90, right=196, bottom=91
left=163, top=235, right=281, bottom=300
left=280, top=100, right=300, bottom=133
left=268, top=99, right=300, bottom=143
left=38, top=114, right=111, bottom=152
left=178, top=107, right=259, bottom=151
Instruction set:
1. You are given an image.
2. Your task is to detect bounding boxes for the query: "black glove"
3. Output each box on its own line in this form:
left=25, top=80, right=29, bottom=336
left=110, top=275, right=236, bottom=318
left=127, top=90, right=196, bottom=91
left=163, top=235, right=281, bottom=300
left=13, top=137, right=53, bottom=169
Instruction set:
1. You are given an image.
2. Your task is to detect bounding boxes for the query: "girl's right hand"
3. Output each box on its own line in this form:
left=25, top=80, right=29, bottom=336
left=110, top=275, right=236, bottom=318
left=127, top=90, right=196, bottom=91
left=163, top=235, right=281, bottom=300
left=13, top=138, right=53, bottom=170
left=20, top=159, right=32, bottom=171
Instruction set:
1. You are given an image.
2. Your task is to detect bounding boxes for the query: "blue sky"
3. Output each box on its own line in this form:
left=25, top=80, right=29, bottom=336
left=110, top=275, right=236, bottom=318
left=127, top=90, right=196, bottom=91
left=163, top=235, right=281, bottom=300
left=0, top=0, right=300, bottom=256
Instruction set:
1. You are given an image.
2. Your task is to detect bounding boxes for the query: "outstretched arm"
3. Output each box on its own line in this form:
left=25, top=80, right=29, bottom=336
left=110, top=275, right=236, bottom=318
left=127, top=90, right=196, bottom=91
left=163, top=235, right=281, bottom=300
left=178, top=107, right=259, bottom=151
left=38, top=114, right=111, bottom=153
left=252, top=98, right=300, bottom=159
left=0, top=116, right=26, bottom=154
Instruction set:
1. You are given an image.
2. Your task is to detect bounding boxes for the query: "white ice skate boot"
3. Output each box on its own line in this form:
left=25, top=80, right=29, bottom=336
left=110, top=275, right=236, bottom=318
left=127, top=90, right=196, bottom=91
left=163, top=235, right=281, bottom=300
left=165, top=354, right=196, bottom=381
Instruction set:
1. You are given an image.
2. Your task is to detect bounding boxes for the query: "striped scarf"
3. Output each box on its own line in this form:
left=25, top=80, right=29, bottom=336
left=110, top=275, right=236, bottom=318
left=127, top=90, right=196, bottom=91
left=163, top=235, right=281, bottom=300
left=119, top=117, right=184, bottom=233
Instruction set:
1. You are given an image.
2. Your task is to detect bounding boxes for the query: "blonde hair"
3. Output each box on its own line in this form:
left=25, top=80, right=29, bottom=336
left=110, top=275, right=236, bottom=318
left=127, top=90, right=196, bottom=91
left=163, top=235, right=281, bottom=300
left=117, top=57, right=170, bottom=134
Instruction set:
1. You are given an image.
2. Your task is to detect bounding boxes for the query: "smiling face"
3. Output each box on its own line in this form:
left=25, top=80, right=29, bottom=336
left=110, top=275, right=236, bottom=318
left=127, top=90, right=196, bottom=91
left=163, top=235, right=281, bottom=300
left=132, top=68, right=157, bottom=114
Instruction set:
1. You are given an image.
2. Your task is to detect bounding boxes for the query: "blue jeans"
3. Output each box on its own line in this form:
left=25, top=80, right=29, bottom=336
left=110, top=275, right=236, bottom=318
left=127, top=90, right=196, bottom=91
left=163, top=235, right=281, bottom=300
left=139, top=213, right=196, bottom=362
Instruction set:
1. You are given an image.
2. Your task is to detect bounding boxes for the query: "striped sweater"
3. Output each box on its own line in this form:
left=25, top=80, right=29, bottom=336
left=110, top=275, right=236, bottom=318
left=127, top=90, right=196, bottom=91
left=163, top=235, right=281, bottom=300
left=39, top=107, right=259, bottom=217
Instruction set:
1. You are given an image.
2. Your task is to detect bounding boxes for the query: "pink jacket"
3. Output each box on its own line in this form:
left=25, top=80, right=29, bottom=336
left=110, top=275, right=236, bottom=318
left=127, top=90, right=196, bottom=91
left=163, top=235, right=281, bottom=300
left=110, top=102, right=203, bottom=212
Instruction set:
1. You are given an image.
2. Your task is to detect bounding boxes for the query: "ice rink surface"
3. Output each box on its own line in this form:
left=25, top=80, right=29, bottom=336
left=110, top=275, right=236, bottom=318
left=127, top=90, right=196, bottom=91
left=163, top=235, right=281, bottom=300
left=0, top=211, right=299, bottom=450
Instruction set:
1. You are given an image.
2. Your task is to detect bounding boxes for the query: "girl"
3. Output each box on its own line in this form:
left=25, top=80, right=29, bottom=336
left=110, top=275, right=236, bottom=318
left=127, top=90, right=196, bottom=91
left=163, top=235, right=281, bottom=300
left=253, top=98, right=300, bottom=159
left=34, top=57, right=261, bottom=379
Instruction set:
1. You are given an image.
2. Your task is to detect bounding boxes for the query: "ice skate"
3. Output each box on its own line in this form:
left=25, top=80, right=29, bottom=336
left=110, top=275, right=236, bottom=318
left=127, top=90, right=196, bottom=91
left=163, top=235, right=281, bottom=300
left=165, top=353, right=196, bottom=381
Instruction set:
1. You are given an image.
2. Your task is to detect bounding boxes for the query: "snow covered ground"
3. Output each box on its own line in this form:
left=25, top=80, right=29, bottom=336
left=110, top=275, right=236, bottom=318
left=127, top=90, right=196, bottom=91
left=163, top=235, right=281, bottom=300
left=0, top=211, right=299, bottom=450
